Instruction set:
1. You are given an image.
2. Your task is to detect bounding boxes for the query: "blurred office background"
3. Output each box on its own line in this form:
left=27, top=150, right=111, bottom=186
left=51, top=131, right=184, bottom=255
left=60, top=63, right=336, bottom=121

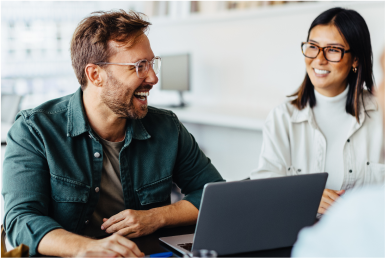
left=1, top=1, right=385, bottom=182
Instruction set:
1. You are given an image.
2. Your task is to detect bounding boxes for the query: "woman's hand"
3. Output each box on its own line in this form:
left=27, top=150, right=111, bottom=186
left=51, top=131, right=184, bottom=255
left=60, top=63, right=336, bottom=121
left=318, top=189, right=345, bottom=214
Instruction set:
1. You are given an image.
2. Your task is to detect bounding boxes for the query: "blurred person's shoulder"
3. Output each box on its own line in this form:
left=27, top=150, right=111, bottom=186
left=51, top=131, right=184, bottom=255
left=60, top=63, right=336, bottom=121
left=292, top=184, right=384, bottom=257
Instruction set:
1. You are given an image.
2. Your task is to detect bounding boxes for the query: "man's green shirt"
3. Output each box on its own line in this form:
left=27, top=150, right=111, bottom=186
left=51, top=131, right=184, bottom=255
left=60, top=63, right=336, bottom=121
left=2, top=88, right=224, bottom=256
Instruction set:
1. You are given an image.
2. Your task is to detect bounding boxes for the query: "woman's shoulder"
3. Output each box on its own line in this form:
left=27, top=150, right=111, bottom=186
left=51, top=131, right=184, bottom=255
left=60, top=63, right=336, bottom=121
left=267, top=98, right=299, bottom=120
left=362, top=90, right=379, bottom=112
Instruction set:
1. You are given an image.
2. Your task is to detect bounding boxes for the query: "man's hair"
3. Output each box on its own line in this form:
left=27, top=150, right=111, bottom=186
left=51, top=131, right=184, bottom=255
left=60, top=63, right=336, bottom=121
left=70, top=10, right=151, bottom=90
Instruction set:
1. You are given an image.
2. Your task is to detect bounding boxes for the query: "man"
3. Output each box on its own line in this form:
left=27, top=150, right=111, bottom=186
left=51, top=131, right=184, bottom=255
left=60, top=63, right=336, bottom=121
left=2, top=10, right=224, bottom=257
left=291, top=50, right=385, bottom=256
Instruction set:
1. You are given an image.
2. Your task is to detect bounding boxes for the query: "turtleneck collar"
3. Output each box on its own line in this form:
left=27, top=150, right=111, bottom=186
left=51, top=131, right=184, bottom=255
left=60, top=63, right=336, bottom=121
left=314, top=86, right=349, bottom=104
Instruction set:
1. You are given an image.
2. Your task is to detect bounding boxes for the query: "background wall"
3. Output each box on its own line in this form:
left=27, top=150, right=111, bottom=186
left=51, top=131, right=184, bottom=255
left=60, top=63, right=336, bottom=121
left=148, top=1, right=385, bottom=109
left=146, top=1, right=385, bottom=180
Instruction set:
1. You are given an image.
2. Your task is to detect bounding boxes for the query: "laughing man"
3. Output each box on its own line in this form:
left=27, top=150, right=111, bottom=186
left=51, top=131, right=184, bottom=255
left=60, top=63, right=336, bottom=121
left=2, top=10, right=223, bottom=257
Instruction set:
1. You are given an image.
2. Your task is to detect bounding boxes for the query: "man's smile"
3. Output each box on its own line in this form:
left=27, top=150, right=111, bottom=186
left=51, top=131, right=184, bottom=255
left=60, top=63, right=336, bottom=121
left=134, top=91, right=149, bottom=101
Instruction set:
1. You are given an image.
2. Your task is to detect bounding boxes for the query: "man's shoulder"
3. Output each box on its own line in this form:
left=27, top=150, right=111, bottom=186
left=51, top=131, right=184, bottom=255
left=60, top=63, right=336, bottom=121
left=16, top=93, right=74, bottom=121
left=140, top=106, right=181, bottom=134
left=146, top=106, right=176, bottom=117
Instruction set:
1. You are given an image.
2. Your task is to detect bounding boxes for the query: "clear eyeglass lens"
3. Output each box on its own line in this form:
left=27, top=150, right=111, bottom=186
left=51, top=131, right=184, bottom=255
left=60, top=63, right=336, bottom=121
left=325, top=47, right=342, bottom=61
left=303, top=44, right=319, bottom=58
left=152, top=57, right=161, bottom=75
left=137, top=60, right=149, bottom=78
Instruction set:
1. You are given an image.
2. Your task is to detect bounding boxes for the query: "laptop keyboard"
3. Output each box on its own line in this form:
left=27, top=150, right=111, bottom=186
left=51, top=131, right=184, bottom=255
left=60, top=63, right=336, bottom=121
left=178, top=243, right=193, bottom=251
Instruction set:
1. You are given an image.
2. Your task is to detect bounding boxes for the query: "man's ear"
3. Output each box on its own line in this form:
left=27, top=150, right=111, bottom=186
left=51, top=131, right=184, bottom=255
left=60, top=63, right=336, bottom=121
left=85, top=64, right=104, bottom=87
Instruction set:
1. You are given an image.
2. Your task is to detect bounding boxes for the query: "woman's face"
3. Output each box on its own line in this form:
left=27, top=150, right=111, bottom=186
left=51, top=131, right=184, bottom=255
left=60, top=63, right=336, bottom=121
left=305, top=24, right=358, bottom=97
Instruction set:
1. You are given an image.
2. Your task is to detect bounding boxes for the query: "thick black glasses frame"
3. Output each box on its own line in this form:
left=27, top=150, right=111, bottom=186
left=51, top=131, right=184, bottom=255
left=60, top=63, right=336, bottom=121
left=301, top=42, right=351, bottom=62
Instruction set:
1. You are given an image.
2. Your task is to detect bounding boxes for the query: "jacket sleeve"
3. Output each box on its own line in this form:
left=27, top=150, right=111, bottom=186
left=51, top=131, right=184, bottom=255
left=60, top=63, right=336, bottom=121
left=250, top=106, right=292, bottom=179
left=2, top=113, right=63, bottom=256
left=172, top=120, right=225, bottom=209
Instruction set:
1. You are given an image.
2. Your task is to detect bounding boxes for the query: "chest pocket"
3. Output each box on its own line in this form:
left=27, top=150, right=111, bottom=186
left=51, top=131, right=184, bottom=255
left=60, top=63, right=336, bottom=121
left=365, top=162, right=385, bottom=184
left=136, top=175, right=172, bottom=209
left=50, top=174, right=90, bottom=232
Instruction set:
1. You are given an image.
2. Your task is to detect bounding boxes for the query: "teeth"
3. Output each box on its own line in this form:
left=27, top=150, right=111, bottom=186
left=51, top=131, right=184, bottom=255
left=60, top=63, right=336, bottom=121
left=314, top=68, right=330, bottom=75
left=134, top=92, right=149, bottom=97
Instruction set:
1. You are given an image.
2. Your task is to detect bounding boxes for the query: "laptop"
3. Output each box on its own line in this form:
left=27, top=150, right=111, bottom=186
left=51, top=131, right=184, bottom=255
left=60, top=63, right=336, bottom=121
left=159, top=173, right=328, bottom=256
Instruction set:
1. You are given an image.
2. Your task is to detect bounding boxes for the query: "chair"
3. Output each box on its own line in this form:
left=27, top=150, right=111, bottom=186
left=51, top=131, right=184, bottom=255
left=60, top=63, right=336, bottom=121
left=0, top=224, right=29, bottom=258
left=0, top=224, right=7, bottom=254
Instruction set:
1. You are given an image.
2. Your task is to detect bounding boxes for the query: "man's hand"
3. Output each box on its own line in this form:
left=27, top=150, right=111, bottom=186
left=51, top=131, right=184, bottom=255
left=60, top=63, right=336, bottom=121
left=101, top=209, right=163, bottom=238
left=78, top=250, right=117, bottom=258
left=79, top=234, right=144, bottom=257
left=37, top=228, right=144, bottom=257
left=101, top=200, right=199, bottom=239
left=318, top=189, right=345, bottom=214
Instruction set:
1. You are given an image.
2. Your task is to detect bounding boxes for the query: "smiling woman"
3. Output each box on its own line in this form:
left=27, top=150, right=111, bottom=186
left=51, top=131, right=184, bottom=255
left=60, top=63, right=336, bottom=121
left=251, top=7, right=384, bottom=216
left=291, top=7, right=374, bottom=121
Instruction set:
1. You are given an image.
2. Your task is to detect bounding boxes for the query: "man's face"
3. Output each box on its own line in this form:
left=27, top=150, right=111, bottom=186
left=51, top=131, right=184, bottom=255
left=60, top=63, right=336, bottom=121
left=101, top=34, right=158, bottom=119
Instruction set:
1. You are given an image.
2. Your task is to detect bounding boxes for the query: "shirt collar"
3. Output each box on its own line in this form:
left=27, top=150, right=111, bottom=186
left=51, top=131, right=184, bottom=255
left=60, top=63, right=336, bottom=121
left=67, top=87, right=151, bottom=140
left=67, top=88, right=90, bottom=137
left=129, top=119, right=151, bottom=140
left=290, top=91, right=378, bottom=125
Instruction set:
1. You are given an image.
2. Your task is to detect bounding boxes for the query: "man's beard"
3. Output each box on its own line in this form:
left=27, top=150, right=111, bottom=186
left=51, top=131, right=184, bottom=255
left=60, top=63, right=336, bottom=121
left=101, top=69, right=148, bottom=119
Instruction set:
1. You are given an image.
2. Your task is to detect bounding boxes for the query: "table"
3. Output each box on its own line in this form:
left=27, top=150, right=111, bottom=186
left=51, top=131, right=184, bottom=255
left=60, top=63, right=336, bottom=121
left=131, top=225, right=293, bottom=257
left=34, top=225, right=292, bottom=258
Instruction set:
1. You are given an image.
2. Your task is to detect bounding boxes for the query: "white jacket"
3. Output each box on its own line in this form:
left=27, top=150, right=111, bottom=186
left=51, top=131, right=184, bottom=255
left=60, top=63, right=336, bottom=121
left=251, top=92, right=385, bottom=190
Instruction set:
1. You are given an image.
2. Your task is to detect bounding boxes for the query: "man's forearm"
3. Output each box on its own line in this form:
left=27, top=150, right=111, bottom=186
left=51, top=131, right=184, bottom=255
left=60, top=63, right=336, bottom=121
left=37, top=228, right=93, bottom=257
left=154, top=200, right=199, bottom=228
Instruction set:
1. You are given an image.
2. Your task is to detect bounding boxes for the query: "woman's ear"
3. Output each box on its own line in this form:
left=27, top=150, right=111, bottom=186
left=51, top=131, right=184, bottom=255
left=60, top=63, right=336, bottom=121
left=352, top=57, right=359, bottom=69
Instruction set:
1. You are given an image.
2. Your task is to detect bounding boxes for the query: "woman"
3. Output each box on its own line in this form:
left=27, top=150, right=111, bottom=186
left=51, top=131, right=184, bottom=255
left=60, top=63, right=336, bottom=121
left=251, top=7, right=384, bottom=215
left=291, top=49, right=385, bottom=257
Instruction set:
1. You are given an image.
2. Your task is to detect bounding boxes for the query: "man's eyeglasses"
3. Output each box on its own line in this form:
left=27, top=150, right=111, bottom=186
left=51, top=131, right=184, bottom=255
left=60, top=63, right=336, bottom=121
left=301, top=42, right=351, bottom=62
left=95, top=56, right=161, bottom=78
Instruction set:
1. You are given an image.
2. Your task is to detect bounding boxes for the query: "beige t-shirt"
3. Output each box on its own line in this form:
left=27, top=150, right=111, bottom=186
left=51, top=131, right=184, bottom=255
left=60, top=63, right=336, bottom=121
left=84, top=137, right=125, bottom=237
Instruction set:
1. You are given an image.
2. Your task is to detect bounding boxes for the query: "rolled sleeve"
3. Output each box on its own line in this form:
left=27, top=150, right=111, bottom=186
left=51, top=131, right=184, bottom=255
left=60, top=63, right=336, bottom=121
left=2, top=114, right=63, bottom=256
left=172, top=121, right=224, bottom=209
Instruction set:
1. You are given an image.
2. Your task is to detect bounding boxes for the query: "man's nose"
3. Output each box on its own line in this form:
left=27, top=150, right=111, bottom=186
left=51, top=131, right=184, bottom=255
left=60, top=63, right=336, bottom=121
left=144, top=66, right=159, bottom=85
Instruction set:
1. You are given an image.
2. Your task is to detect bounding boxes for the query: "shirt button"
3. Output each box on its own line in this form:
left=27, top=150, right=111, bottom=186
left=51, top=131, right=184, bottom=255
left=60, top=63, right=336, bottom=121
left=297, top=169, right=301, bottom=172
left=347, top=139, right=350, bottom=142
left=349, top=170, right=353, bottom=173
left=367, top=162, right=370, bottom=165
left=85, top=220, right=89, bottom=225
left=95, top=187, right=99, bottom=193
left=288, top=168, right=291, bottom=171
left=89, top=134, right=92, bottom=138
left=94, top=152, right=101, bottom=158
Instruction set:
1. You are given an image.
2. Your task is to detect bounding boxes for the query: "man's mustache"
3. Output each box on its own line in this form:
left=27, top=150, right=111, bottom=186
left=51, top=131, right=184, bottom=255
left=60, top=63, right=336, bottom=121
left=135, top=85, right=153, bottom=91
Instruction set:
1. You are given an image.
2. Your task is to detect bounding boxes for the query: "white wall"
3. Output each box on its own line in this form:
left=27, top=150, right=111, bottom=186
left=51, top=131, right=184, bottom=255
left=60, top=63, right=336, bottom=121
left=148, top=1, right=385, bottom=112
left=145, top=1, right=385, bottom=181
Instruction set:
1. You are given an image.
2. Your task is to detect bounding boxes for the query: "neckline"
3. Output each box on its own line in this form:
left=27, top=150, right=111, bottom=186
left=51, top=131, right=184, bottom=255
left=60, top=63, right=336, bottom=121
left=314, top=86, right=349, bottom=103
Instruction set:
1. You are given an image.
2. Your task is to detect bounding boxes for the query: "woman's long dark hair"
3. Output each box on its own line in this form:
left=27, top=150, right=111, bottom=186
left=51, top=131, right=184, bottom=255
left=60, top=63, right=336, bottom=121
left=290, top=7, right=374, bottom=122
